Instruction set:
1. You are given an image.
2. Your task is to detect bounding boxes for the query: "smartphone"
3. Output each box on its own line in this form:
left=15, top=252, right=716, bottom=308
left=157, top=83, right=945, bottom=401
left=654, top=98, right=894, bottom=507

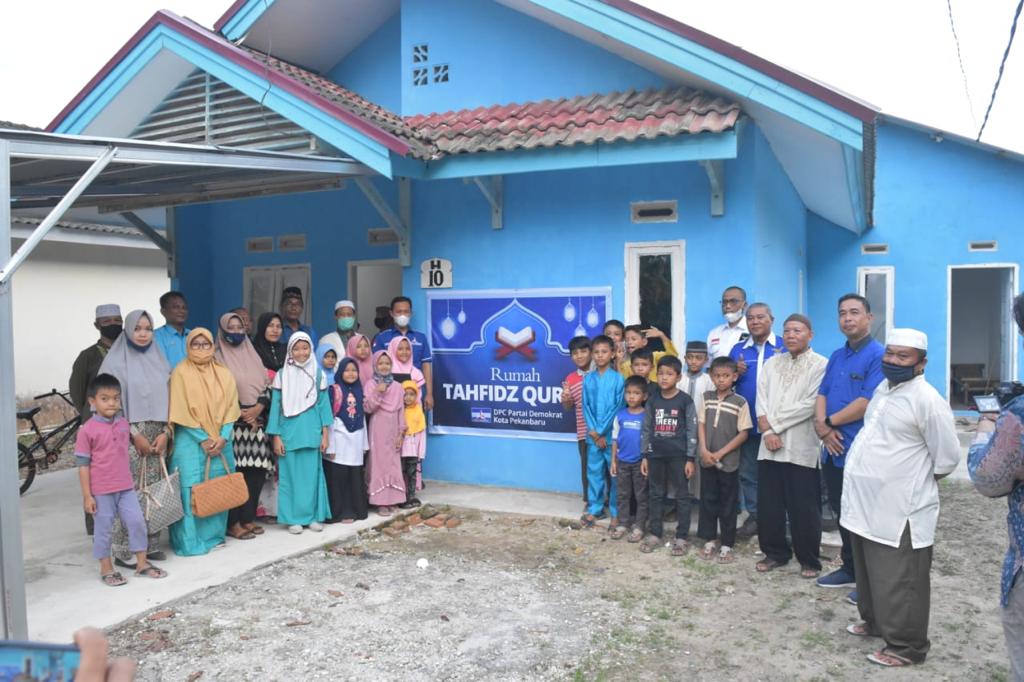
left=0, top=640, right=80, bottom=681
left=974, top=395, right=1001, bottom=414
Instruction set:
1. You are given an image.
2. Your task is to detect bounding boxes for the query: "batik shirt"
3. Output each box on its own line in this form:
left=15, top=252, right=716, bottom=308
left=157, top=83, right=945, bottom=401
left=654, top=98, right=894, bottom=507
left=968, top=395, right=1024, bottom=606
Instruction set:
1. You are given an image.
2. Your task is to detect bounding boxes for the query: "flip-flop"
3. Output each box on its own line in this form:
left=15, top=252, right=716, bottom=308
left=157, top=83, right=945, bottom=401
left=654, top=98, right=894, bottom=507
left=700, top=541, right=718, bottom=560
left=717, top=547, right=735, bottom=564
left=245, top=524, right=265, bottom=535
left=579, top=514, right=596, bottom=529
left=846, top=622, right=877, bottom=637
left=609, top=525, right=627, bottom=540
left=640, top=536, right=661, bottom=553
left=756, top=558, right=786, bottom=573
left=101, top=572, right=127, bottom=587
left=867, top=650, right=914, bottom=667
left=671, top=539, right=691, bottom=556
left=800, top=567, right=821, bottom=579
left=228, top=528, right=256, bottom=540
left=134, top=565, right=167, bottom=579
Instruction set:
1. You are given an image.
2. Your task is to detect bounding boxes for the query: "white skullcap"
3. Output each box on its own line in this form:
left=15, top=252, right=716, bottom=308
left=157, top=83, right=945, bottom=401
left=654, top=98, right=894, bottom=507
left=886, top=328, right=927, bottom=351
left=334, top=299, right=356, bottom=312
left=95, top=304, right=121, bottom=319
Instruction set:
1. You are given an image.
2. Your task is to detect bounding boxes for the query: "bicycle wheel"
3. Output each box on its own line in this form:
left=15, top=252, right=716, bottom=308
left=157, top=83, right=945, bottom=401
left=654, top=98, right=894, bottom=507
left=18, top=443, right=36, bottom=495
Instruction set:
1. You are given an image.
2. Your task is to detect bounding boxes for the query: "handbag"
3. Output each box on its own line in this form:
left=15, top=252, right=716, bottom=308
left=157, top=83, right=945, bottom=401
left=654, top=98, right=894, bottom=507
left=138, top=454, right=184, bottom=533
left=190, top=451, right=249, bottom=518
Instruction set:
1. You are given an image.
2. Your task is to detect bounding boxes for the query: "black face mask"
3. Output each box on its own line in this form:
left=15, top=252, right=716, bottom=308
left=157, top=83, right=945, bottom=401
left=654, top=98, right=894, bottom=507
left=224, top=332, right=247, bottom=346
left=99, top=324, right=123, bottom=341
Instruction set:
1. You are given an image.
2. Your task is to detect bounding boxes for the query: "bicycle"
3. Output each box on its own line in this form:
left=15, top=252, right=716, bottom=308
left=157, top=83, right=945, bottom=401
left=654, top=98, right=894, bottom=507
left=17, top=389, right=82, bottom=495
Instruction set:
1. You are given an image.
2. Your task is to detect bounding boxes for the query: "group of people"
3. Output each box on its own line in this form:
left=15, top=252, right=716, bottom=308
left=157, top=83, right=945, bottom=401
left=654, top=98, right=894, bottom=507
left=560, top=286, right=961, bottom=668
left=68, top=291, right=434, bottom=588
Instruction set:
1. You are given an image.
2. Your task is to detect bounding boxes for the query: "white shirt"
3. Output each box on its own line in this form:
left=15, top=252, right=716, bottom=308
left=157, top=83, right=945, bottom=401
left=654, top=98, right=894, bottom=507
left=707, top=318, right=749, bottom=359
left=841, top=375, right=961, bottom=549
left=755, top=349, right=828, bottom=468
left=679, top=370, right=714, bottom=417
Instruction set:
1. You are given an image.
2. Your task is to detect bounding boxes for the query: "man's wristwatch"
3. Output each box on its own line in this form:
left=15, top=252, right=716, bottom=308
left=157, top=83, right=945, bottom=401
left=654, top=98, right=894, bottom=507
left=824, top=416, right=834, bottom=428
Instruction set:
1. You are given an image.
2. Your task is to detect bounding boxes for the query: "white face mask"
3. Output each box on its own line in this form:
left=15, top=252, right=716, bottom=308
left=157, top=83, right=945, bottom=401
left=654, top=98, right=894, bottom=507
left=394, top=314, right=411, bottom=328
left=724, top=310, right=744, bottom=324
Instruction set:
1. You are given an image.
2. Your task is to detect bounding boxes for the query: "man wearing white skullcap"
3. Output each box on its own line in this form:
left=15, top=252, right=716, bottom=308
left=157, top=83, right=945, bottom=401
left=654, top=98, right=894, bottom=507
left=319, top=299, right=357, bottom=362
left=839, top=328, right=960, bottom=667
left=69, top=304, right=123, bottom=416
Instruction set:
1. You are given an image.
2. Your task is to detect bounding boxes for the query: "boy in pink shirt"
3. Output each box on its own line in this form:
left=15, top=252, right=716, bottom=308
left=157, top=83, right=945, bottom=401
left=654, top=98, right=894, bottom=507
left=561, top=336, right=592, bottom=509
left=76, top=374, right=167, bottom=586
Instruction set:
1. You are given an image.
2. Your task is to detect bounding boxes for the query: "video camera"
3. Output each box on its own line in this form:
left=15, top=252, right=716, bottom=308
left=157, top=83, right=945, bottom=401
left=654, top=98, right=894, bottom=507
left=975, top=381, right=1024, bottom=413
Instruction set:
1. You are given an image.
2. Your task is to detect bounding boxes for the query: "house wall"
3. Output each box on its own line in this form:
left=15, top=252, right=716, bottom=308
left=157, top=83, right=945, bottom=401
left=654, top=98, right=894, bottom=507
left=9, top=239, right=169, bottom=400
left=807, top=122, right=1024, bottom=396
left=327, top=13, right=402, bottom=113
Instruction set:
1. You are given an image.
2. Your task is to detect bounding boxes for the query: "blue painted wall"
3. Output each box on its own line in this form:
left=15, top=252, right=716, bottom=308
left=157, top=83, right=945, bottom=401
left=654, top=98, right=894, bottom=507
left=807, top=121, right=1024, bottom=396
left=175, top=183, right=399, bottom=333
left=399, top=0, right=666, bottom=116
left=327, top=13, right=402, bottom=113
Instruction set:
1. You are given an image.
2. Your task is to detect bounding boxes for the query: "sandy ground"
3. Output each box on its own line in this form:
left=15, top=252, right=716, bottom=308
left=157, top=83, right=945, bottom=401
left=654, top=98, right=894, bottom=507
left=103, top=479, right=1011, bottom=681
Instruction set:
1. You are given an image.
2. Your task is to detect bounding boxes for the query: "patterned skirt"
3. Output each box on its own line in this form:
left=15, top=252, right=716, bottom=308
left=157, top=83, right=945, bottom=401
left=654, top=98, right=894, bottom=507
left=233, top=417, right=274, bottom=470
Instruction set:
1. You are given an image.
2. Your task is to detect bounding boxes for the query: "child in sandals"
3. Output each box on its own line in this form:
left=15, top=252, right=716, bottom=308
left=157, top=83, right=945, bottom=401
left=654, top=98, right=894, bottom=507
left=610, top=376, right=648, bottom=542
left=696, top=357, right=751, bottom=564
left=76, top=374, right=168, bottom=587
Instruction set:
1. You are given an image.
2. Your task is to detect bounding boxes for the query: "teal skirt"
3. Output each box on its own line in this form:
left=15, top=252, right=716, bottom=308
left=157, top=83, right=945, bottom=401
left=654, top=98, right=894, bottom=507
left=169, top=424, right=235, bottom=557
left=276, top=446, right=330, bottom=526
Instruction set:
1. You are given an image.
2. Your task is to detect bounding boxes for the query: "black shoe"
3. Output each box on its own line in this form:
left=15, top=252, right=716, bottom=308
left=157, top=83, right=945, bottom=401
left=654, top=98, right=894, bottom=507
left=146, top=551, right=166, bottom=562
left=397, top=501, right=418, bottom=510
left=736, top=516, right=758, bottom=539
left=113, top=557, right=137, bottom=570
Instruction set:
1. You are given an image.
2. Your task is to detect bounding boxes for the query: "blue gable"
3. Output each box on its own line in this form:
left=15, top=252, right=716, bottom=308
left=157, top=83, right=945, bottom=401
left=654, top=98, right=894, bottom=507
left=327, top=13, right=402, bottom=114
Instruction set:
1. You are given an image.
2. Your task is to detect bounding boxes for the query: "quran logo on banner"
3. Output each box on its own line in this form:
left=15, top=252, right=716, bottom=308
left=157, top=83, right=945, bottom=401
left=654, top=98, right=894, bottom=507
left=427, top=287, right=612, bottom=441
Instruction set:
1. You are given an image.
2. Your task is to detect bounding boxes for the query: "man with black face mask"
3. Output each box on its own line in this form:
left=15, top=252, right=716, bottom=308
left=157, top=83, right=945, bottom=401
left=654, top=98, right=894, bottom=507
left=839, top=328, right=960, bottom=668
left=69, top=303, right=123, bottom=416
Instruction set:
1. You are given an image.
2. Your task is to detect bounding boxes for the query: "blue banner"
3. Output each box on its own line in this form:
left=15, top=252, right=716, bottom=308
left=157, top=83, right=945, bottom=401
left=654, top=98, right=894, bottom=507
left=428, top=287, right=613, bottom=440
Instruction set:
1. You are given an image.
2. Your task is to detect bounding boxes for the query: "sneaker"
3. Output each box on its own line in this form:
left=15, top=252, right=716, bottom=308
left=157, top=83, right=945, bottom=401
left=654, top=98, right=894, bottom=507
left=816, top=566, right=856, bottom=589
left=308, top=522, right=324, bottom=532
left=846, top=590, right=858, bottom=606
left=288, top=524, right=303, bottom=535
left=736, top=516, right=758, bottom=539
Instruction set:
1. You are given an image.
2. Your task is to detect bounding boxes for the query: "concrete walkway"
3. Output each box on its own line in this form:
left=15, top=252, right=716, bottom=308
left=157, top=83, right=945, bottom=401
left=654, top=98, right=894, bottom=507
left=20, top=468, right=581, bottom=642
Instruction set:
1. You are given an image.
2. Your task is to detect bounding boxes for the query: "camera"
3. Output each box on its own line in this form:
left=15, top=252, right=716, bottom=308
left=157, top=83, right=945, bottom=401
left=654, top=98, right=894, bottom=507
left=975, top=381, right=1024, bottom=413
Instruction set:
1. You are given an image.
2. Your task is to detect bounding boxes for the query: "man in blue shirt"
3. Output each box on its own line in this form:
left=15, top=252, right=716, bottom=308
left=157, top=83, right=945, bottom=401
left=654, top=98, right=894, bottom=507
left=814, top=293, right=884, bottom=591
left=729, top=302, right=784, bottom=539
left=153, top=291, right=192, bottom=368
left=280, top=286, right=318, bottom=347
left=373, top=296, right=434, bottom=410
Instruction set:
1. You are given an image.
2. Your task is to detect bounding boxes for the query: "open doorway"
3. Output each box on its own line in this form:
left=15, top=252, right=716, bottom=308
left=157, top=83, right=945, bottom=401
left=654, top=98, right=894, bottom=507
left=348, top=259, right=403, bottom=338
left=948, top=264, right=1018, bottom=409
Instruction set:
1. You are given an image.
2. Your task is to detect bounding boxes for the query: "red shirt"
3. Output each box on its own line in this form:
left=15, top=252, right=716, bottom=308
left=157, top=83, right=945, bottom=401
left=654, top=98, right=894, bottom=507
left=74, top=416, right=134, bottom=495
left=565, top=369, right=587, bottom=440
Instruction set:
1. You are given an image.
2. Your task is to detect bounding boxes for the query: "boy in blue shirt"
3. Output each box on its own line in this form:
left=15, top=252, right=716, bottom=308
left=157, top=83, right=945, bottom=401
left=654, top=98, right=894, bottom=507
left=582, top=335, right=625, bottom=531
left=611, top=375, right=649, bottom=542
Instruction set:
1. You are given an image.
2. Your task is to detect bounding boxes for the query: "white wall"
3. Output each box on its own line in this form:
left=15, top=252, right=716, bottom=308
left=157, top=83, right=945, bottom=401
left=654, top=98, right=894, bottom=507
left=10, top=239, right=169, bottom=400
left=950, top=267, right=1004, bottom=378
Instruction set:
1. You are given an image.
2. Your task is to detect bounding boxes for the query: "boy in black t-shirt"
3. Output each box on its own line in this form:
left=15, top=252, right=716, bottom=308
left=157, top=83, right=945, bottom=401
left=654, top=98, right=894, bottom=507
left=640, top=356, right=697, bottom=555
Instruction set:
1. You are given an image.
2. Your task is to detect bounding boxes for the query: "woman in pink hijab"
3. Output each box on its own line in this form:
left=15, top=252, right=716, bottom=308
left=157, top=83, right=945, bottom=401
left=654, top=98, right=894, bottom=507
left=386, top=336, right=425, bottom=388
left=363, top=350, right=407, bottom=515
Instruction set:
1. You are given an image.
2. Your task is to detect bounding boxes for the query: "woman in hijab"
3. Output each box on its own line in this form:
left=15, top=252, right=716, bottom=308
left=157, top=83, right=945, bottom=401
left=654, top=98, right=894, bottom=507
left=324, top=358, right=369, bottom=523
left=215, top=312, right=271, bottom=541
left=386, top=336, right=425, bottom=387
left=345, top=333, right=375, bottom=389
left=167, top=329, right=241, bottom=556
left=364, top=350, right=407, bottom=515
left=98, top=309, right=172, bottom=567
left=252, top=312, right=286, bottom=376
left=266, top=332, right=332, bottom=534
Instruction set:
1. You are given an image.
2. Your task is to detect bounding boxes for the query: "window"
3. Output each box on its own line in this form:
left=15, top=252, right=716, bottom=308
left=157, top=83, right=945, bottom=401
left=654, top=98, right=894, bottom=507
left=857, top=266, right=894, bottom=343
left=243, top=264, right=312, bottom=326
left=433, top=64, right=449, bottom=84
left=412, top=44, right=429, bottom=63
left=413, top=68, right=429, bottom=87
left=625, top=241, right=685, bottom=347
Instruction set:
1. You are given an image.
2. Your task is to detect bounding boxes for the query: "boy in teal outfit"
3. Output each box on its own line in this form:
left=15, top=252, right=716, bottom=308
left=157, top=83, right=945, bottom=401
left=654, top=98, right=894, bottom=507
left=267, top=332, right=332, bottom=534
left=582, top=335, right=625, bottom=531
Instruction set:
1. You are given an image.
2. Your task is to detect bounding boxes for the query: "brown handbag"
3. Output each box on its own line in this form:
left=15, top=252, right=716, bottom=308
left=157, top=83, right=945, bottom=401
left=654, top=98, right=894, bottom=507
left=190, top=451, right=248, bottom=518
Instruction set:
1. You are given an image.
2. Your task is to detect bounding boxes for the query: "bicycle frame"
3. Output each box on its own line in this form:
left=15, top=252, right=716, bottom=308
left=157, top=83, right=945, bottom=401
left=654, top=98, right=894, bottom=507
left=22, top=415, right=80, bottom=462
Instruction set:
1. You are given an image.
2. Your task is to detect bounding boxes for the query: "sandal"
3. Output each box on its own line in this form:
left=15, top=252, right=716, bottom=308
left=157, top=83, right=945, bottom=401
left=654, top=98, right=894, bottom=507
left=756, top=558, right=786, bottom=573
left=717, top=546, right=735, bottom=564
left=846, top=622, right=877, bottom=637
left=579, top=514, right=596, bottom=529
left=609, top=525, right=627, bottom=540
left=228, top=527, right=256, bottom=540
left=670, top=539, right=691, bottom=556
left=101, top=572, right=127, bottom=587
left=639, top=536, right=661, bottom=553
left=800, top=566, right=821, bottom=579
left=626, top=528, right=644, bottom=543
left=245, top=524, right=265, bottom=536
left=700, top=541, right=718, bottom=560
left=377, top=507, right=393, bottom=518
left=867, top=649, right=914, bottom=667
left=134, top=565, right=167, bottom=579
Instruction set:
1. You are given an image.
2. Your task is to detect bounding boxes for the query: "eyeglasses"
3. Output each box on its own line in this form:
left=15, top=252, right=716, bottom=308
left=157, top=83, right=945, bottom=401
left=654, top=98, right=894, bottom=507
left=191, top=341, right=213, bottom=350
left=720, top=298, right=744, bottom=305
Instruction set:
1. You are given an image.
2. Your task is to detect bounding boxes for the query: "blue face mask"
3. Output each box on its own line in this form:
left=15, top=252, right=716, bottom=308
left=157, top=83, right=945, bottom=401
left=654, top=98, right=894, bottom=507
left=881, top=361, right=916, bottom=385
left=224, top=332, right=247, bottom=346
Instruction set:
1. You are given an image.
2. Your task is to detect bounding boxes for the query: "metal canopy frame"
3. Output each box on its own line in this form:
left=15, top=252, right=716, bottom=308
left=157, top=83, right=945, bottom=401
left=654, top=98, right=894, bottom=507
left=0, top=127, right=375, bottom=639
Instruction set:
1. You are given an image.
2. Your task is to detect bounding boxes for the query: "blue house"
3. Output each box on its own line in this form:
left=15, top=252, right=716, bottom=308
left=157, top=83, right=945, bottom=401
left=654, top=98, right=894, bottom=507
left=45, top=0, right=1024, bottom=493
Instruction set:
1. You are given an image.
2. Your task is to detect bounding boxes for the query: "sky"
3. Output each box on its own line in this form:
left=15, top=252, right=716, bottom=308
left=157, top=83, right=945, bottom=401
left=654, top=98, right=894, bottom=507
left=0, top=0, right=1021, bottom=153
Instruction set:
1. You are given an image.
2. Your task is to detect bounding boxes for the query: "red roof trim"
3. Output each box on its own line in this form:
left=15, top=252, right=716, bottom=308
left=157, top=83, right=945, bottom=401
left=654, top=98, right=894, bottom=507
left=597, top=0, right=877, bottom=124
left=213, top=0, right=251, bottom=33
left=47, top=10, right=411, bottom=156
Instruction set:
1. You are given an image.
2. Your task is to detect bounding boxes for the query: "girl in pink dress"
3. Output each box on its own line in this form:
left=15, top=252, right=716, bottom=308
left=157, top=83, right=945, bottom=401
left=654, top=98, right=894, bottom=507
left=364, top=350, right=407, bottom=515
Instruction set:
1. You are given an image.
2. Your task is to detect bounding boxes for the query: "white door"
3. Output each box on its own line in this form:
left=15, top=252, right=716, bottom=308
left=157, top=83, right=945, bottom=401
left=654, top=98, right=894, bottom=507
left=243, top=264, right=312, bottom=325
left=624, top=241, right=685, bottom=347
left=348, top=260, right=403, bottom=334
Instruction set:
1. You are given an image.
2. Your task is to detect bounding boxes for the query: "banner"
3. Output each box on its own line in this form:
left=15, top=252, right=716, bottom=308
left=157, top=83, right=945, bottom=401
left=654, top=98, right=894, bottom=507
left=428, top=287, right=612, bottom=440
